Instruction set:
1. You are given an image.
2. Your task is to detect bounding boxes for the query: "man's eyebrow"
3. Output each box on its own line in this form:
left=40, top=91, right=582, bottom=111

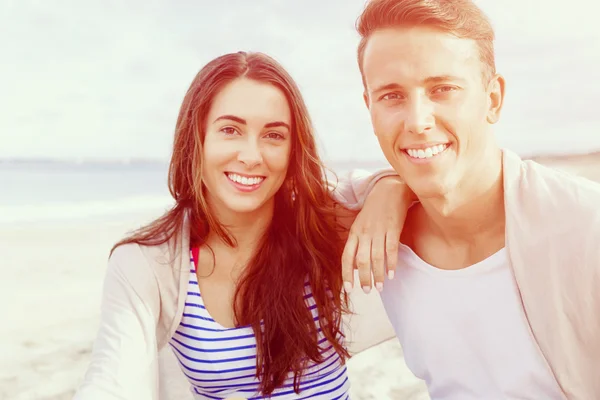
left=423, top=75, right=466, bottom=84
left=371, top=76, right=467, bottom=94
left=371, top=82, right=403, bottom=95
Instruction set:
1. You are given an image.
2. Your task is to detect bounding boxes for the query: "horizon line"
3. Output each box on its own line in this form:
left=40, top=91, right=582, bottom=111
left=2, top=148, right=600, bottom=165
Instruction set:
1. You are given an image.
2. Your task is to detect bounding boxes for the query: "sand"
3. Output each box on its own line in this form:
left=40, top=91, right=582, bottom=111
left=0, top=214, right=427, bottom=400
left=2, top=153, right=598, bottom=400
left=0, top=219, right=140, bottom=400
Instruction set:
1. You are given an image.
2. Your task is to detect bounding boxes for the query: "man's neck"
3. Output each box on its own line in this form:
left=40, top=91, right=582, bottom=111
left=418, top=148, right=505, bottom=246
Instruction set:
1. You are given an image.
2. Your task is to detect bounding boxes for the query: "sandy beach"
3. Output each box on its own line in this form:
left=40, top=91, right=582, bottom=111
left=0, top=219, right=140, bottom=400
left=2, top=153, right=599, bottom=400
left=0, top=211, right=429, bottom=400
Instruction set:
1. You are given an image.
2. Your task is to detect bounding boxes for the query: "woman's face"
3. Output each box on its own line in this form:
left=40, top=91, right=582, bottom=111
left=202, top=77, right=292, bottom=218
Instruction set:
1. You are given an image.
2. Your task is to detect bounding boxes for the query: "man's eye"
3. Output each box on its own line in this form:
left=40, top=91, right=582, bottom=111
left=381, top=92, right=403, bottom=101
left=432, top=86, right=457, bottom=94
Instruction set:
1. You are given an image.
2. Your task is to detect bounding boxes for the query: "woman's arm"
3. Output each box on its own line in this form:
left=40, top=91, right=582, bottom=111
left=74, top=245, right=161, bottom=400
left=329, top=168, right=398, bottom=211
left=332, top=172, right=415, bottom=292
left=343, top=285, right=396, bottom=356
left=333, top=177, right=408, bottom=356
left=330, top=170, right=413, bottom=355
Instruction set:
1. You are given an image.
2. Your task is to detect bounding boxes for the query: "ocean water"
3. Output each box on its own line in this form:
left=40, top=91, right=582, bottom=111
left=0, top=160, right=380, bottom=225
left=0, top=161, right=174, bottom=225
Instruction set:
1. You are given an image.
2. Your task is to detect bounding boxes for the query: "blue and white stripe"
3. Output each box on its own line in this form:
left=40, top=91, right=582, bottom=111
left=168, top=252, right=350, bottom=400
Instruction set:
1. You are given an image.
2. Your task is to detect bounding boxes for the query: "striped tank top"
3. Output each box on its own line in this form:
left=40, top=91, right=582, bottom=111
left=168, top=250, right=350, bottom=400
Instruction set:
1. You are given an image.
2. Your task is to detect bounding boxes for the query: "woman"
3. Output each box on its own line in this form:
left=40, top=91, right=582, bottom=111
left=74, top=51, right=409, bottom=400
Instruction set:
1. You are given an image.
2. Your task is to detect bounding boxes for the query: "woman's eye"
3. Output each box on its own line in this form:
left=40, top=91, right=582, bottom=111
left=265, top=132, right=284, bottom=140
left=220, top=127, right=238, bottom=136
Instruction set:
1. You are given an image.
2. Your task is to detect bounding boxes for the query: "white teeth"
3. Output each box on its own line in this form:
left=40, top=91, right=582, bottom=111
left=406, top=144, right=448, bottom=159
left=227, top=173, right=264, bottom=186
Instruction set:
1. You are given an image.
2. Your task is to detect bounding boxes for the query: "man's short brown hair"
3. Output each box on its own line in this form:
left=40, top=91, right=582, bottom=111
left=357, top=0, right=496, bottom=86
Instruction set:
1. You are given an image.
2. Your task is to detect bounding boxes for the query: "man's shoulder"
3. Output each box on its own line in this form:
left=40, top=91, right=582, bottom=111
left=520, top=159, right=600, bottom=212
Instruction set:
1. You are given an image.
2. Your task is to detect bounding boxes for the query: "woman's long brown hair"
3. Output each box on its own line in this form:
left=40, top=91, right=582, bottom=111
left=112, top=52, right=349, bottom=394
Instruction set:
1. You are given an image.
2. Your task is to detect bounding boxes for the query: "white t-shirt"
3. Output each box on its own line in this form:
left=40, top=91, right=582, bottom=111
left=380, top=244, right=565, bottom=400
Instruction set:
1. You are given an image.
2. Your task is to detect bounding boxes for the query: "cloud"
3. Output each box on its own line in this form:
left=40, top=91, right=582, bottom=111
left=1, top=0, right=599, bottom=160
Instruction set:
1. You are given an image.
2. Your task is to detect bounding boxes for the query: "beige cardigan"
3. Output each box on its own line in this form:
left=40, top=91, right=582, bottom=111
left=73, top=170, right=395, bottom=400
left=501, top=149, right=600, bottom=399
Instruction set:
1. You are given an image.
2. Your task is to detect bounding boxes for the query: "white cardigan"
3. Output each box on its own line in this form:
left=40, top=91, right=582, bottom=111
left=74, top=170, right=395, bottom=400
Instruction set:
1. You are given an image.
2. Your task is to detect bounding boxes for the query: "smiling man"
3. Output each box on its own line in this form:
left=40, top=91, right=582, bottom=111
left=354, top=0, right=600, bottom=399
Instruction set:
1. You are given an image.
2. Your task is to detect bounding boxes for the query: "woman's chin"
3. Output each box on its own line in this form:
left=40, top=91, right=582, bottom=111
left=221, top=196, right=271, bottom=215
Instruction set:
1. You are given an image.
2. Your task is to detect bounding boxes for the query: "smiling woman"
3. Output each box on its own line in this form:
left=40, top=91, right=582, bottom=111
left=73, top=51, right=412, bottom=400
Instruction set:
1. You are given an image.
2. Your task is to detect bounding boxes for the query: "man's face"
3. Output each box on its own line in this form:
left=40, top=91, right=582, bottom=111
left=362, top=26, right=502, bottom=199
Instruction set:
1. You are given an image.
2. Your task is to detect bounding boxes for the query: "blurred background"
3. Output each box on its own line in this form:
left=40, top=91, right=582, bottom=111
left=1, top=0, right=599, bottom=399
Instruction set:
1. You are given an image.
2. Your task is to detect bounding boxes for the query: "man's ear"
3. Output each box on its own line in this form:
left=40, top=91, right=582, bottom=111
left=486, top=74, right=505, bottom=124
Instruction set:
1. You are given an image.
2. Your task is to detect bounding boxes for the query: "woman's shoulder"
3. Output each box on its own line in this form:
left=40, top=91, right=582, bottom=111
left=109, top=207, right=192, bottom=273
left=110, top=241, right=146, bottom=264
left=104, top=234, right=190, bottom=346
left=105, top=243, right=162, bottom=299
left=109, top=238, right=187, bottom=281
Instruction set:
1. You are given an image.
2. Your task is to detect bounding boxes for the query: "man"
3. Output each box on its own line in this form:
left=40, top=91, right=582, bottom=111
left=344, top=0, right=600, bottom=398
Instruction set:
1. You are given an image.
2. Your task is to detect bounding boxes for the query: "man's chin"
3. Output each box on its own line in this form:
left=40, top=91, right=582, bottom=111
left=405, top=178, right=453, bottom=201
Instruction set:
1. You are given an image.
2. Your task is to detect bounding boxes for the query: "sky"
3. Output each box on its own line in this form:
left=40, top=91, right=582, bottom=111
left=1, top=0, right=600, bottom=162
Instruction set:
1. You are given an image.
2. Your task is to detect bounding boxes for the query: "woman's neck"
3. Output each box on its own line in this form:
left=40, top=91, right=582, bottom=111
left=205, top=196, right=274, bottom=250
